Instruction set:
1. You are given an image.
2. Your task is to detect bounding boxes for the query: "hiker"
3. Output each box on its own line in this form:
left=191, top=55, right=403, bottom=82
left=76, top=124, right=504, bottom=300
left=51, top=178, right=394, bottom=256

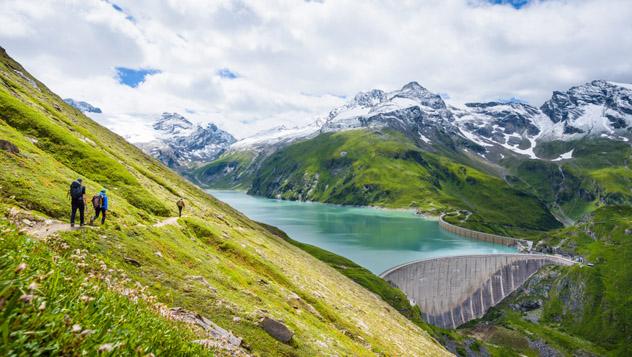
left=176, top=198, right=185, bottom=217
left=69, top=178, right=86, bottom=227
left=90, top=189, right=109, bottom=225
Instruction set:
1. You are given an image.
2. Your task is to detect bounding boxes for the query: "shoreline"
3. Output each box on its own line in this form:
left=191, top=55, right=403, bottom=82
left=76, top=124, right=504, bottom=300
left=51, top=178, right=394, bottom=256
left=207, top=189, right=525, bottom=249
left=207, top=189, right=437, bottom=219
left=207, top=188, right=440, bottom=216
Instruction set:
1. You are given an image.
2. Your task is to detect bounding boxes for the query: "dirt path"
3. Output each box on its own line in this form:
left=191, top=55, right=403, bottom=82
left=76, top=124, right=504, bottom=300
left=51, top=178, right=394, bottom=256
left=153, top=217, right=180, bottom=228
left=24, top=220, right=93, bottom=239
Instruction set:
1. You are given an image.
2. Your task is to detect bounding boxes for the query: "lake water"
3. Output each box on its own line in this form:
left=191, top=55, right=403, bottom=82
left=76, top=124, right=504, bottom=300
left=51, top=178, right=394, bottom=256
left=209, top=190, right=516, bottom=274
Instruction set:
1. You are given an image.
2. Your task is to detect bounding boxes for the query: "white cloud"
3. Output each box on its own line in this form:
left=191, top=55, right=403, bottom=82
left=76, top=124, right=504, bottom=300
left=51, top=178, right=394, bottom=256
left=1, top=0, right=632, bottom=138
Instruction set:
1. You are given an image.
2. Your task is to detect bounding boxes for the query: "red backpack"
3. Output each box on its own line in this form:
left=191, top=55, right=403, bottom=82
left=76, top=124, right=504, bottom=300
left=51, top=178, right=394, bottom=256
left=91, top=194, right=103, bottom=209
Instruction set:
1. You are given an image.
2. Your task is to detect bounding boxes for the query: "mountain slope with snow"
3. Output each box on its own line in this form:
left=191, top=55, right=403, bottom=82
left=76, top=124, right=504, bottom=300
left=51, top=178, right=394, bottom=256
left=231, top=118, right=324, bottom=150
left=138, top=112, right=236, bottom=170
left=63, top=98, right=102, bottom=113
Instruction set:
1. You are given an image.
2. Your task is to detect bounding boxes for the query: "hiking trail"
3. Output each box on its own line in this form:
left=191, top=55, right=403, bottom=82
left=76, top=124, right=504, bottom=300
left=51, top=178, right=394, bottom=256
left=24, top=220, right=93, bottom=239
left=153, top=217, right=180, bottom=228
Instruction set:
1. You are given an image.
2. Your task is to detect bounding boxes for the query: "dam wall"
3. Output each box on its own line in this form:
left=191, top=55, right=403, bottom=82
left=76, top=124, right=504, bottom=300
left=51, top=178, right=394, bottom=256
left=439, top=215, right=531, bottom=250
left=380, top=254, right=574, bottom=329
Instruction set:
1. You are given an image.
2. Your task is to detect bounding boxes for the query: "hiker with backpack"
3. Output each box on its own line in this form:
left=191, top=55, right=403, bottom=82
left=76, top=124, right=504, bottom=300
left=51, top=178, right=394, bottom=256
left=90, top=189, right=109, bottom=225
left=176, top=198, right=185, bottom=217
left=68, top=178, right=86, bottom=227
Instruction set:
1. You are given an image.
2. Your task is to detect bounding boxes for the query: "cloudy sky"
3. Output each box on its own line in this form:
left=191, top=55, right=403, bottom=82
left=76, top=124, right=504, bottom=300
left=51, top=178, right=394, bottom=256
left=2, top=0, right=632, bottom=139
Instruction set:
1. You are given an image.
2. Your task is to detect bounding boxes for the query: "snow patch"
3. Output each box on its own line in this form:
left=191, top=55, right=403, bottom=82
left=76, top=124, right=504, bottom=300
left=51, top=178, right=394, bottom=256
left=419, top=133, right=431, bottom=144
left=552, top=149, right=574, bottom=161
left=609, top=81, right=632, bottom=90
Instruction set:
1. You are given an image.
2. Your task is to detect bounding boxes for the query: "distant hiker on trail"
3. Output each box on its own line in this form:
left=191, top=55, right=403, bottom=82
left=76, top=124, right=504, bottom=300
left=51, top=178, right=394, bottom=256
left=176, top=198, right=185, bottom=217
left=90, top=189, right=109, bottom=225
left=68, top=178, right=86, bottom=227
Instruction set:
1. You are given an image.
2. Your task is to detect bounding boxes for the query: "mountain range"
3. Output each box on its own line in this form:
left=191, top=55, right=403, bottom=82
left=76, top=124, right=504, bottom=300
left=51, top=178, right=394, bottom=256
left=184, top=80, right=630, bottom=233
left=72, top=80, right=631, bottom=193
left=227, top=79, right=631, bottom=158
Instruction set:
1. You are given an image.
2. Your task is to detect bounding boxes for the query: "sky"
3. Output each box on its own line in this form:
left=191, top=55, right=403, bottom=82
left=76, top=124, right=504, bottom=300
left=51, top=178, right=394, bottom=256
left=1, top=0, right=632, bottom=140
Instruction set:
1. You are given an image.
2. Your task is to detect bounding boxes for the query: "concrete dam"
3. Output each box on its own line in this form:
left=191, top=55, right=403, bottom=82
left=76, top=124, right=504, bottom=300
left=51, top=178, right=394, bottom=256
left=380, top=254, right=575, bottom=329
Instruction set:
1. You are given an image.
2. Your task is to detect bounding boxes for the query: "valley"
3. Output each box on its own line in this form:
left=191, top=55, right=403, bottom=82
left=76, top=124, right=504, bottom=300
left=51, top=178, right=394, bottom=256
left=0, top=47, right=449, bottom=356
left=182, top=79, right=632, bottom=356
left=2, top=41, right=631, bottom=356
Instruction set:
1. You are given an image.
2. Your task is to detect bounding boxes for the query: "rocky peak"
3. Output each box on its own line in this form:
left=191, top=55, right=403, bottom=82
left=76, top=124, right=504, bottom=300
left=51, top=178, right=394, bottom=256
left=139, top=112, right=236, bottom=170
left=391, top=81, right=446, bottom=110
left=352, top=89, right=387, bottom=107
left=153, top=112, right=193, bottom=133
left=540, top=80, right=632, bottom=123
left=401, top=81, right=425, bottom=91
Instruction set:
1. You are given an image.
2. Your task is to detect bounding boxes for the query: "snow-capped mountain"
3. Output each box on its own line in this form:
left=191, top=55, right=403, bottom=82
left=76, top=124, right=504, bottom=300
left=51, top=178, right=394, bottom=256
left=138, top=112, right=236, bottom=169
left=63, top=98, right=102, bottom=113
left=540, top=80, right=632, bottom=140
left=321, top=82, right=454, bottom=137
left=231, top=118, right=325, bottom=150
left=453, top=80, right=632, bottom=159
left=230, top=82, right=460, bottom=152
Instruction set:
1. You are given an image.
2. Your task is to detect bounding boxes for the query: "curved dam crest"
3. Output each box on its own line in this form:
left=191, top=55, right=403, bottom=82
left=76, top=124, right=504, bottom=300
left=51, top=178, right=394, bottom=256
left=380, top=254, right=575, bottom=329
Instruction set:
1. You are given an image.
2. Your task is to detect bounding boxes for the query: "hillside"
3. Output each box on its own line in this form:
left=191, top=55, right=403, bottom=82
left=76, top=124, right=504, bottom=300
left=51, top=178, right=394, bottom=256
left=505, top=138, right=632, bottom=224
left=0, top=47, right=448, bottom=355
left=191, top=150, right=261, bottom=190
left=247, top=129, right=560, bottom=236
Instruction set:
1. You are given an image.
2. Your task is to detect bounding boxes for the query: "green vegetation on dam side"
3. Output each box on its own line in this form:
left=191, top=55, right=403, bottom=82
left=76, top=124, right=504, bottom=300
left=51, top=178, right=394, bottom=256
left=0, top=48, right=448, bottom=355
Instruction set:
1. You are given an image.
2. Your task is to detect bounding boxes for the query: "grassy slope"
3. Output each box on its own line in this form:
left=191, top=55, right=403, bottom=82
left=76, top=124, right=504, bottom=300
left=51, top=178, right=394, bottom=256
left=461, top=205, right=632, bottom=356
left=190, top=150, right=257, bottom=189
left=0, top=48, right=448, bottom=355
left=248, top=129, right=560, bottom=236
left=0, top=217, right=207, bottom=356
left=507, top=139, right=632, bottom=223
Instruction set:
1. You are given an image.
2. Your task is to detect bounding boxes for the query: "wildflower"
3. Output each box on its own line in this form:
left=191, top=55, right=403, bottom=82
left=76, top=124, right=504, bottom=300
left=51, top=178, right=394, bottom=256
left=72, top=324, right=82, bottom=333
left=38, top=301, right=46, bottom=311
left=79, top=295, right=95, bottom=303
left=28, top=282, right=38, bottom=291
left=19, top=294, right=34, bottom=303
left=98, top=343, right=116, bottom=353
left=80, top=329, right=95, bottom=336
left=15, top=262, right=27, bottom=273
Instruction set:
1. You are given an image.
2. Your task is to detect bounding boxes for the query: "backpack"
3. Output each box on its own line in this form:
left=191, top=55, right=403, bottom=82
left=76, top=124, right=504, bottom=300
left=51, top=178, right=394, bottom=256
left=70, top=181, right=83, bottom=199
left=92, top=194, right=103, bottom=209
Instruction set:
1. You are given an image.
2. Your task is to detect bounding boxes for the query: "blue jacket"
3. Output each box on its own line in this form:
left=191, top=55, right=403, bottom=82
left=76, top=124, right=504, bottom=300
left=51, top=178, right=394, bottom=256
left=100, top=193, right=109, bottom=210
